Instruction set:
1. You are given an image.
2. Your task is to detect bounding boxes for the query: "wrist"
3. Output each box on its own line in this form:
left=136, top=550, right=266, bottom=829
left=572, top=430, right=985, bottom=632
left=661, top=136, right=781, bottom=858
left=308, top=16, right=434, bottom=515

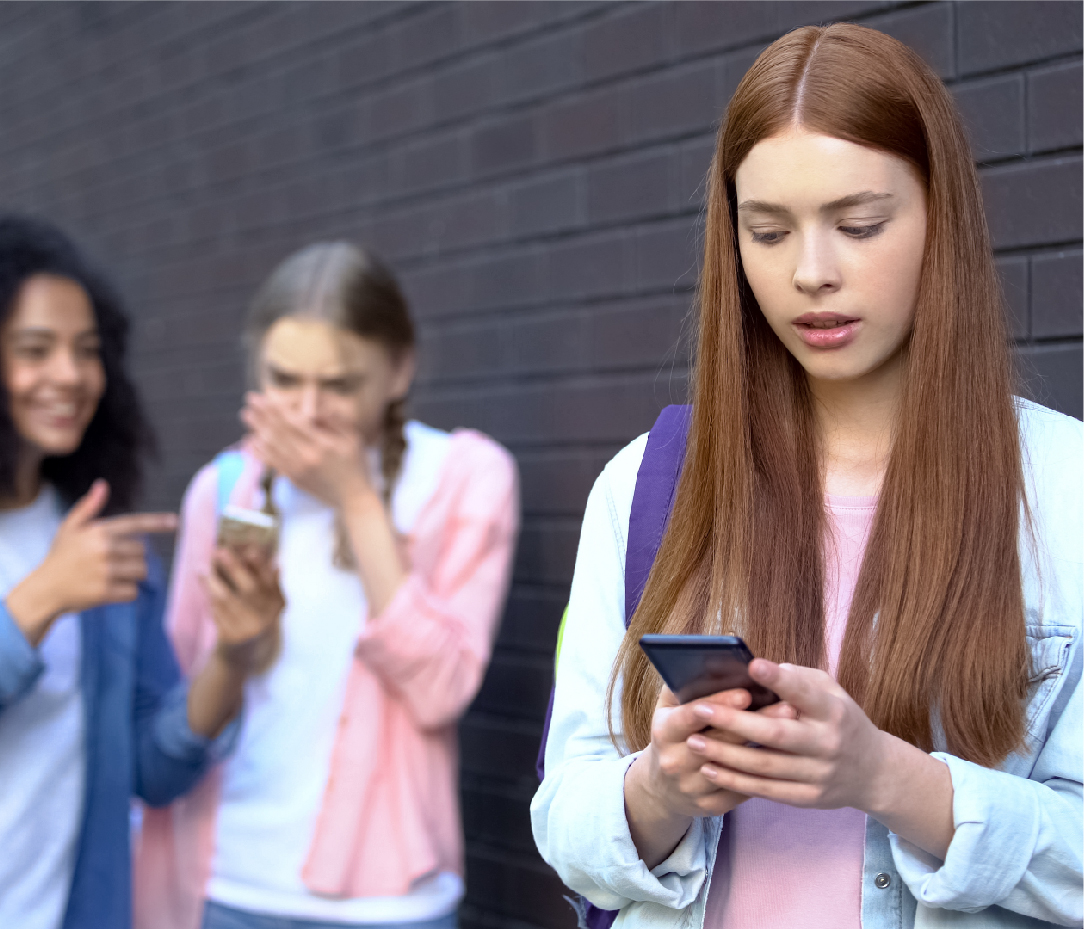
left=862, top=728, right=905, bottom=819
left=5, top=570, right=63, bottom=646
left=339, top=481, right=385, bottom=519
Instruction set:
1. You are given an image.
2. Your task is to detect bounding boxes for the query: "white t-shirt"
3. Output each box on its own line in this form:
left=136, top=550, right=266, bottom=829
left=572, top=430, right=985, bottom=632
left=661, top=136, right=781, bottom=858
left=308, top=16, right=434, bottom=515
left=208, top=421, right=462, bottom=923
left=0, top=486, right=85, bottom=929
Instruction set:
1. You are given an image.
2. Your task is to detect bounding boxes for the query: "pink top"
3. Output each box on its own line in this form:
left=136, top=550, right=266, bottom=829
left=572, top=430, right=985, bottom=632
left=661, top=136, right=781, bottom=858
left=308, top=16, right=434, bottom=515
left=132, top=431, right=518, bottom=929
left=704, top=494, right=877, bottom=929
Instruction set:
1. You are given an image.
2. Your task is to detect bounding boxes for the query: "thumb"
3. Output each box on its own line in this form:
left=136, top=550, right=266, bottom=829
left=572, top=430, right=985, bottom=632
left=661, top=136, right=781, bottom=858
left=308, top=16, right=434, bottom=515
left=65, top=479, right=110, bottom=527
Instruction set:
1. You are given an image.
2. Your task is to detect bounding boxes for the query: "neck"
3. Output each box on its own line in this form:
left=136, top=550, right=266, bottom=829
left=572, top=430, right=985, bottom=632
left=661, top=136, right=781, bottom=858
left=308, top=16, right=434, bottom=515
left=808, top=355, right=904, bottom=497
left=0, top=444, right=44, bottom=511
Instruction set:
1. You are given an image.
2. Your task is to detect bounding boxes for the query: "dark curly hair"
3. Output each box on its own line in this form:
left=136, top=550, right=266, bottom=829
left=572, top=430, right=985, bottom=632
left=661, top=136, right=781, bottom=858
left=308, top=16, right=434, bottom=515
left=0, top=214, right=155, bottom=514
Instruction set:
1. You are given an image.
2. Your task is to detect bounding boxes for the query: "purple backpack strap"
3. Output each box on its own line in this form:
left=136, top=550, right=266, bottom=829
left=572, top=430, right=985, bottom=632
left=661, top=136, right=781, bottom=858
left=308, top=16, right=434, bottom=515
left=534, top=405, right=691, bottom=929
left=623, top=404, right=692, bottom=624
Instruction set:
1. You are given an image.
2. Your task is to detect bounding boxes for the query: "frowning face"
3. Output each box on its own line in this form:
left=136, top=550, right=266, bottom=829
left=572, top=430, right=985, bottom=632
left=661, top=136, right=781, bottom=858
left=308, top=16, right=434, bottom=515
left=735, top=129, right=928, bottom=389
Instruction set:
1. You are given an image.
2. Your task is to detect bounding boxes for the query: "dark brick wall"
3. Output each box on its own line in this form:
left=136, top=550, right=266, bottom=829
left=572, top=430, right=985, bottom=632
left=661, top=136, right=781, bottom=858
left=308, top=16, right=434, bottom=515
left=0, top=3, right=1077, bottom=926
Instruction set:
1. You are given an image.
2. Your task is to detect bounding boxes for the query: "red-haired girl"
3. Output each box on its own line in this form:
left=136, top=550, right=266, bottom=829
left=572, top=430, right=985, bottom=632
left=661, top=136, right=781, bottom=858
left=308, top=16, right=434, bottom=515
left=533, top=24, right=1081, bottom=930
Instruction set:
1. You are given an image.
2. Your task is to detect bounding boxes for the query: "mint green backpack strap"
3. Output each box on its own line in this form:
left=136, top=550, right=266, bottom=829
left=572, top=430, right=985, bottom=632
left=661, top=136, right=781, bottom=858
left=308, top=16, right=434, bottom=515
left=213, top=450, right=247, bottom=515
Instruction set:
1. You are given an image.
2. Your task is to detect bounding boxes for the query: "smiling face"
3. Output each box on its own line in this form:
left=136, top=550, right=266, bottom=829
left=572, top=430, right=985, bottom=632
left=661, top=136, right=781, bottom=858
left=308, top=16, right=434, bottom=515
left=258, top=316, right=413, bottom=445
left=2, top=274, right=105, bottom=458
left=734, top=129, right=928, bottom=388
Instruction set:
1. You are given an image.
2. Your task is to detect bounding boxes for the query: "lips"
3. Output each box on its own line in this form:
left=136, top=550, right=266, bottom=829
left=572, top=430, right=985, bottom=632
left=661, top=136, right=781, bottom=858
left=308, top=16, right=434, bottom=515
left=792, top=313, right=861, bottom=350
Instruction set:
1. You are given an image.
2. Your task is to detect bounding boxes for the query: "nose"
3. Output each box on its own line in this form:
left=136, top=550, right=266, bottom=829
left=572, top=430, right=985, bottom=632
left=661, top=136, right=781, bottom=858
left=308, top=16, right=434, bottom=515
left=298, top=384, right=321, bottom=421
left=48, top=347, right=82, bottom=387
left=792, top=229, right=841, bottom=296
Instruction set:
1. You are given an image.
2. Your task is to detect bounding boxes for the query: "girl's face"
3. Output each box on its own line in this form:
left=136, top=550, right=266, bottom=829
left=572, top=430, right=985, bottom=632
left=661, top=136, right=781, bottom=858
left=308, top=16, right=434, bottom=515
left=1, top=274, right=105, bottom=457
left=734, top=129, right=928, bottom=387
left=257, top=316, right=413, bottom=445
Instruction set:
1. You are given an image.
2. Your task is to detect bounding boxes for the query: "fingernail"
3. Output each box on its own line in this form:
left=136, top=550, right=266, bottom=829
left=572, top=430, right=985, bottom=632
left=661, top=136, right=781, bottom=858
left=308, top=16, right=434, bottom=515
left=687, top=735, right=706, bottom=752
left=694, top=704, right=714, bottom=720
left=730, top=691, right=750, bottom=708
left=701, top=765, right=718, bottom=779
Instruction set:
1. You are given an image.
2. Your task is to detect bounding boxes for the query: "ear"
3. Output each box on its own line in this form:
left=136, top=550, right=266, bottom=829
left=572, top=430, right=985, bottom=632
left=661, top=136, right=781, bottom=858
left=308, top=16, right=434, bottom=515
left=389, top=348, right=416, bottom=401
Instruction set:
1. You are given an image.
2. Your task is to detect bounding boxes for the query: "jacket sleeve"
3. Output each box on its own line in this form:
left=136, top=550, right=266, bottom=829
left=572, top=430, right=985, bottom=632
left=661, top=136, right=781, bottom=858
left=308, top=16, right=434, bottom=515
left=132, top=552, right=236, bottom=808
left=891, top=636, right=1083, bottom=927
left=353, top=436, right=519, bottom=731
left=530, top=436, right=711, bottom=912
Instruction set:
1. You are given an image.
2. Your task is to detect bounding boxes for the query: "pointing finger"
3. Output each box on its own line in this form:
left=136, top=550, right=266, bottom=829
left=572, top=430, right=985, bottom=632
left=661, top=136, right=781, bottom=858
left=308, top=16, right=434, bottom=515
left=102, top=513, right=179, bottom=537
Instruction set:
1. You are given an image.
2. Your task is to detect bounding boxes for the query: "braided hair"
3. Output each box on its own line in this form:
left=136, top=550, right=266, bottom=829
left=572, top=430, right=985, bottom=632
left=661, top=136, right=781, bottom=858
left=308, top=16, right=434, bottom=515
left=246, top=243, right=415, bottom=568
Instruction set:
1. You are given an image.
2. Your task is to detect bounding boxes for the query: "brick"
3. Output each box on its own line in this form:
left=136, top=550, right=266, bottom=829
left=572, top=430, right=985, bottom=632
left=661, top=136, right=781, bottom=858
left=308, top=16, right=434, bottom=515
left=471, top=114, right=537, bottom=177
left=471, top=652, right=554, bottom=720
left=1032, top=250, right=1083, bottom=339
left=982, top=157, right=1083, bottom=250
left=368, top=76, right=433, bottom=142
left=507, top=310, right=589, bottom=376
left=508, top=170, right=583, bottom=238
left=586, top=150, right=675, bottom=225
left=393, top=3, right=462, bottom=73
left=432, top=53, right=498, bottom=123
left=462, top=851, right=577, bottom=928
left=1017, top=341, right=1084, bottom=420
left=867, top=2, right=955, bottom=79
left=674, top=1, right=780, bottom=57
left=959, top=1, right=1082, bottom=76
left=513, top=521, right=580, bottom=585
left=494, top=28, right=584, bottom=106
left=458, top=716, right=543, bottom=783
left=996, top=255, right=1029, bottom=340
left=1028, top=60, right=1084, bottom=154
left=627, top=60, right=726, bottom=145
left=461, top=785, right=538, bottom=854
left=498, top=589, right=572, bottom=655
left=589, top=295, right=692, bottom=369
left=469, top=248, right=546, bottom=312
left=546, top=232, right=632, bottom=301
left=538, top=84, right=627, bottom=161
left=953, top=75, right=1025, bottom=163
left=632, top=218, right=701, bottom=293
left=515, top=449, right=614, bottom=517
left=421, top=318, right=505, bottom=383
left=581, top=3, right=673, bottom=83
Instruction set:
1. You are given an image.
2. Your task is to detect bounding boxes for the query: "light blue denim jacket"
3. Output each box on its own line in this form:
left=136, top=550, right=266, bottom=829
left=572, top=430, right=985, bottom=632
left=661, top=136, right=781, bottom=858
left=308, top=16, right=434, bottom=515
left=531, top=400, right=1082, bottom=929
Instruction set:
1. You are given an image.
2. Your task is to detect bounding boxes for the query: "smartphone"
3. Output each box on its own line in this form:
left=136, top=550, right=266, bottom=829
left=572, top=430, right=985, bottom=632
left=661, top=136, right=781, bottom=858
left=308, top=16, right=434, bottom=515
left=215, top=505, right=279, bottom=558
left=639, top=634, right=779, bottom=709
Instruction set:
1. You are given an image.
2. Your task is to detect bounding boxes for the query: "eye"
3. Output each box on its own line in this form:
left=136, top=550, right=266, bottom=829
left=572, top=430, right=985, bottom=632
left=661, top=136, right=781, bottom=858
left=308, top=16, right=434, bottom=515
left=750, top=230, right=787, bottom=245
left=325, top=376, right=362, bottom=396
left=78, top=341, right=101, bottom=360
left=13, top=343, right=49, bottom=361
left=839, top=222, right=886, bottom=240
left=269, top=370, right=300, bottom=389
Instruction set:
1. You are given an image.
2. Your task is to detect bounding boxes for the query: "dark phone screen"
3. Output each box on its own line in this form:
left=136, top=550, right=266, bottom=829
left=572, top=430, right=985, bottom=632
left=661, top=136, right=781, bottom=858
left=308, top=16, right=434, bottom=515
left=639, top=634, right=779, bottom=709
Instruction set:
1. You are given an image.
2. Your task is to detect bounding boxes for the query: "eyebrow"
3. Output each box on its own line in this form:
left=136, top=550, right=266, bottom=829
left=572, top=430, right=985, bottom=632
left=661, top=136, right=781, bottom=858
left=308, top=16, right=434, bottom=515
left=266, top=362, right=360, bottom=382
left=737, top=191, right=895, bottom=216
left=11, top=327, right=98, bottom=339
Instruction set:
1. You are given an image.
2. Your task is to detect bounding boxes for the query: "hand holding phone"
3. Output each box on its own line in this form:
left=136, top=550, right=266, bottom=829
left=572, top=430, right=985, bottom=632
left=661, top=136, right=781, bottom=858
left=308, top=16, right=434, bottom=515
left=216, top=505, right=279, bottom=559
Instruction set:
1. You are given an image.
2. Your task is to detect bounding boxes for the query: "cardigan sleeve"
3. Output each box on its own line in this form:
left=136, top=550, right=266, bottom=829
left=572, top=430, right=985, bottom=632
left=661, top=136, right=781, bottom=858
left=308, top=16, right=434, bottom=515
left=353, top=434, right=519, bottom=731
left=132, top=552, right=237, bottom=807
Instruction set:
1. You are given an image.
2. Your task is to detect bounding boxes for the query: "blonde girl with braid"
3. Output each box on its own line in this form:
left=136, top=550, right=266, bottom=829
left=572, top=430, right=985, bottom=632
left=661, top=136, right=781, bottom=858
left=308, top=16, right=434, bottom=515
left=135, top=243, right=519, bottom=930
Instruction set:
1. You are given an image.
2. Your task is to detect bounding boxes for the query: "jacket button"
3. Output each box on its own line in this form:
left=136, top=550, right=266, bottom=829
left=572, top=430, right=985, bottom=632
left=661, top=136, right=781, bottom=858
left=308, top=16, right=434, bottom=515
left=874, top=872, right=892, bottom=889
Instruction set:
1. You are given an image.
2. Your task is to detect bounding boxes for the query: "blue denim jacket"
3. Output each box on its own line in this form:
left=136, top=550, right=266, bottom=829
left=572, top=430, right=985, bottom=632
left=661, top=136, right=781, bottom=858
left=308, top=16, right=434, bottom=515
left=532, top=400, right=1082, bottom=929
left=0, top=554, right=233, bottom=929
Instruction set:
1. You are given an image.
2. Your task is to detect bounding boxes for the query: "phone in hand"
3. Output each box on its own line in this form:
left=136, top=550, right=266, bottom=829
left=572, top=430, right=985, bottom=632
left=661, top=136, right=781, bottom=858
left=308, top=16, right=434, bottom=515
left=215, top=505, right=279, bottom=559
left=639, top=634, right=779, bottom=709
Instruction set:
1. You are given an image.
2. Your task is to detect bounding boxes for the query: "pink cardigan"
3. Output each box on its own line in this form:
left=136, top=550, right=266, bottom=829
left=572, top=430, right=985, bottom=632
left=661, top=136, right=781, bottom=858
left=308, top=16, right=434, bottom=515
left=133, top=430, right=519, bottom=928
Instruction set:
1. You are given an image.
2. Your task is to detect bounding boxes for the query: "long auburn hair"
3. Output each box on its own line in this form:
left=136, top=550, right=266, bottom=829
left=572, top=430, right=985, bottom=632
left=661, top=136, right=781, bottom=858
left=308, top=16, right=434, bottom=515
left=610, top=24, right=1028, bottom=768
